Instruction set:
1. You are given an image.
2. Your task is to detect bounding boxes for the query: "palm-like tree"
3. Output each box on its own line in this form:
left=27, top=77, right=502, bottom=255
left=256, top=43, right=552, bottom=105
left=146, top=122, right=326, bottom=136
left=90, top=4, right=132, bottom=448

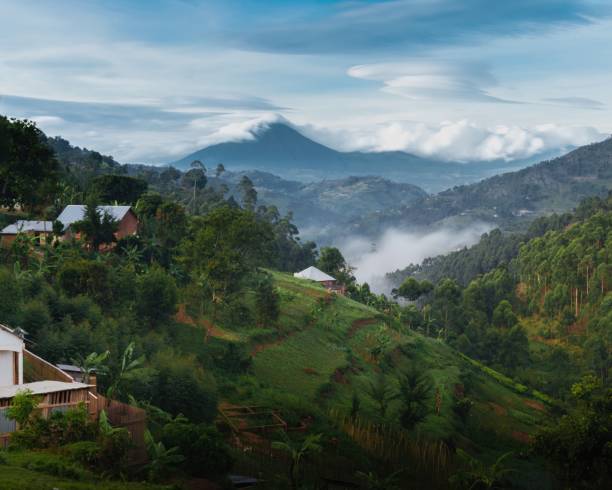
left=144, top=430, right=185, bottom=482
left=72, top=350, right=110, bottom=384
left=106, top=342, right=146, bottom=400
left=450, top=450, right=515, bottom=489
left=271, top=433, right=323, bottom=490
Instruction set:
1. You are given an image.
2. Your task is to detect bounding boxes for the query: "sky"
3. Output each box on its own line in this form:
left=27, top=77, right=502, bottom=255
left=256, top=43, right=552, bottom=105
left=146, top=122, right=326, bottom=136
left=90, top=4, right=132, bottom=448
left=1, top=0, right=611, bottom=164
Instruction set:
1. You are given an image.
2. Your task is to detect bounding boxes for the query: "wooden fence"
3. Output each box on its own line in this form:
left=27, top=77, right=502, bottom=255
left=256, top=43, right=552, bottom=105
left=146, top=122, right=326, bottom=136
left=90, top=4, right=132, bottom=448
left=95, top=394, right=148, bottom=465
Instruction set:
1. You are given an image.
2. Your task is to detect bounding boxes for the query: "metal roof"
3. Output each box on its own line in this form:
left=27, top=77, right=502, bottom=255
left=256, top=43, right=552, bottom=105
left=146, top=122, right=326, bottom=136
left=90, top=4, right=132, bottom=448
left=0, top=381, right=91, bottom=400
left=0, top=220, right=53, bottom=234
left=56, top=205, right=132, bottom=228
left=294, top=266, right=336, bottom=282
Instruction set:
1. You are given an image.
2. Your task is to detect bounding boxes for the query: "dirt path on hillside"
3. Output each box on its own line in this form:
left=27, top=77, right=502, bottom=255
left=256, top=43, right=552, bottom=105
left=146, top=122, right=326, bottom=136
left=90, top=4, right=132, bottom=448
left=347, top=318, right=378, bottom=338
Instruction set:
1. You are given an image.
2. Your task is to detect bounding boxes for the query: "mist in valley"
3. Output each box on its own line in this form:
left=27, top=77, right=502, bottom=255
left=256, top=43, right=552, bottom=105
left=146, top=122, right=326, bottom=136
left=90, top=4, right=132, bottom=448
left=339, top=223, right=493, bottom=294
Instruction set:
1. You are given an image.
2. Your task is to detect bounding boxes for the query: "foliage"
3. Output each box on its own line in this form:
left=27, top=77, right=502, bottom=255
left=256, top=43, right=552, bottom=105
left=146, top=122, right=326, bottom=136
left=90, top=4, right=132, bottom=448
left=160, top=419, right=233, bottom=477
left=271, top=432, right=323, bottom=490
left=91, top=174, right=147, bottom=204
left=71, top=199, right=119, bottom=250
left=6, top=390, right=40, bottom=428
left=144, top=430, right=184, bottom=482
left=450, top=449, right=514, bottom=489
left=135, top=268, right=178, bottom=326
left=397, top=368, right=432, bottom=430
left=0, top=116, right=58, bottom=211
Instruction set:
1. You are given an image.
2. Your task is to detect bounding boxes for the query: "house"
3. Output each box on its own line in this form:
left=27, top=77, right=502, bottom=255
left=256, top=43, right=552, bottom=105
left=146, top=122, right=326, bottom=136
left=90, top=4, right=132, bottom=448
left=0, top=220, right=54, bottom=247
left=0, top=324, right=92, bottom=446
left=0, top=324, right=146, bottom=459
left=294, top=266, right=346, bottom=294
left=56, top=205, right=139, bottom=241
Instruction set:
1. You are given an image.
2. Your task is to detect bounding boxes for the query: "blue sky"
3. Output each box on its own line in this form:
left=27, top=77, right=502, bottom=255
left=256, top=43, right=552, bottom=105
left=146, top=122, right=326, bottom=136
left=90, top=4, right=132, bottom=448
left=0, top=0, right=610, bottom=163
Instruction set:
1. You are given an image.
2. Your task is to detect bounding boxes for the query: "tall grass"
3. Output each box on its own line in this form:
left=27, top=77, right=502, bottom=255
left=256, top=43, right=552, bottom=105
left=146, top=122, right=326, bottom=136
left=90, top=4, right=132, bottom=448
left=329, top=409, right=453, bottom=489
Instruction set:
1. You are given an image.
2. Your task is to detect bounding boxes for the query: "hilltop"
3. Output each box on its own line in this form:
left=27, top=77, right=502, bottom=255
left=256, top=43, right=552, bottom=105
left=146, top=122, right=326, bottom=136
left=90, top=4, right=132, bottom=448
left=349, top=137, right=612, bottom=237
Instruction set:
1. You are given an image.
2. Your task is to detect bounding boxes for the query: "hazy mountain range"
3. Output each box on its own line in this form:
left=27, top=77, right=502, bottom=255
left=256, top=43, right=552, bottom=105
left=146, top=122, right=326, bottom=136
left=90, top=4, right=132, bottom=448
left=348, top=136, right=612, bottom=238
left=174, top=122, right=557, bottom=193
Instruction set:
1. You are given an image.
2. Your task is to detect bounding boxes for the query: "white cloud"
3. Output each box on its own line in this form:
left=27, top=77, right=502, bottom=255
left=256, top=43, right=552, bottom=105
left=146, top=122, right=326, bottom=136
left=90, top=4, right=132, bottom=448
left=340, top=224, right=492, bottom=294
left=299, top=119, right=606, bottom=162
left=194, top=113, right=290, bottom=146
left=347, top=60, right=513, bottom=103
left=30, top=115, right=64, bottom=126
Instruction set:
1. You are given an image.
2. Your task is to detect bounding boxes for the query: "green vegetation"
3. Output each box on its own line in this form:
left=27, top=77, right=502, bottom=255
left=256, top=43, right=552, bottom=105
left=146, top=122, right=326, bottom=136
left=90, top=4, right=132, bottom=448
left=1, top=115, right=610, bottom=488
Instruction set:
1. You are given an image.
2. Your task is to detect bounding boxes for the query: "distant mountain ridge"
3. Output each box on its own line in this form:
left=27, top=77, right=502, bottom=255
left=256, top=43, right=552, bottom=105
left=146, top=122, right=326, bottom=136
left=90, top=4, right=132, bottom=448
left=215, top=171, right=427, bottom=242
left=348, top=137, right=612, bottom=237
left=173, top=122, right=554, bottom=192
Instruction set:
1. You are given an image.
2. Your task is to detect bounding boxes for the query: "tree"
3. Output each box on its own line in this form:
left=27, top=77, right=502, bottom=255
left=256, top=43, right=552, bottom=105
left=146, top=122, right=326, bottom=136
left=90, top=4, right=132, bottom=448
left=106, top=342, right=146, bottom=401
left=397, top=368, right=432, bottom=430
left=144, top=430, right=184, bottom=482
left=271, top=433, right=323, bottom=490
left=239, top=175, right=257, bottom=211
left=72, top=350, right=110, bottom=384
left=393, top=277, right=433, bottom=301
left=366, top=373, right=397, bottom=420
left=450, top=450, right=514, bottom=489
left=183, top=160, right=207, bottom=213
left=136, top=268, right=178, bottom=326
left=71, top=199, right=118, bottom=250
left=180, top=206, right=273, bottom=309
left=533, top=377, right=612, bottom=488
left=317, top=246, right=354, bottom=286
left=91, top=175, right=147, bottom=204
left=0, top=116, right=58, bottom=211
left=432, top=278, right=463, bottom=337
left=153, top=351, right=218, bottom=423
left=492, top=300, right=518, bottom=328
left=254, top=273, right=280, bottom=326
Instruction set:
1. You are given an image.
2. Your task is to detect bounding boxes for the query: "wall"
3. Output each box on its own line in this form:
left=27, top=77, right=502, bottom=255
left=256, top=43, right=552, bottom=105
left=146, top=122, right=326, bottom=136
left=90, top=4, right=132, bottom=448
left=0, top=351, right=14, bottom=386
left=116, top=211, right=138, bottom=239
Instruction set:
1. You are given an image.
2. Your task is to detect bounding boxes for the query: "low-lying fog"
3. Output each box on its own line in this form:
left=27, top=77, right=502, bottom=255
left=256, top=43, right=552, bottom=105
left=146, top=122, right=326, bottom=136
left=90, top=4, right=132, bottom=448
left=340, top=224, right=492, bottom=294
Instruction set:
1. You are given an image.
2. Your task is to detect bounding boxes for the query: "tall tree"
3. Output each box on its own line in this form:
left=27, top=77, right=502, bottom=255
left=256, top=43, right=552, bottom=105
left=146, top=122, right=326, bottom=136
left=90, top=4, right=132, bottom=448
left=0, top=117, right=58, bottom=211
left=239, top=175, right=257, bottom=211
left=71, top=199, right=118, bottom=250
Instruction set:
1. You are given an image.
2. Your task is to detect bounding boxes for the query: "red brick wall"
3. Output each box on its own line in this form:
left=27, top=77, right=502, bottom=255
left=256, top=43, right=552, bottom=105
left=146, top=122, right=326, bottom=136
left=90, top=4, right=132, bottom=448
left=116, top=210, right=138, bottom=239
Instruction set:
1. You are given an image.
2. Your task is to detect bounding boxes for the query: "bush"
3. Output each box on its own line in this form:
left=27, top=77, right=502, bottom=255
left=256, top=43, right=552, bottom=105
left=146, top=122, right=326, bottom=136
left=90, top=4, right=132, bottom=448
left=22, top=457, right=89, bottom=481
left=63, top=441, right=101, bottom=467
left=152, top=351, right=218, bottom=423
left=18, top=299, right=51, bottom=337
left=9, top=405, right=97, bottom=449
left=135, top=268, right=178, bottom=326
left=161, top=420, right=233, bottom=478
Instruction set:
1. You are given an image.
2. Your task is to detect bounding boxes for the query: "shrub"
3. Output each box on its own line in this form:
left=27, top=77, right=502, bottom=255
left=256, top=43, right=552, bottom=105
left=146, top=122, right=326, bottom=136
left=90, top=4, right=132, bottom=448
left=22, top=457, right=89, bottom=481
left=161, top=420, right=233, bottom=478
left=6, top=390, right=40, bottom=428
left=63, top=441, right=101, bottom=467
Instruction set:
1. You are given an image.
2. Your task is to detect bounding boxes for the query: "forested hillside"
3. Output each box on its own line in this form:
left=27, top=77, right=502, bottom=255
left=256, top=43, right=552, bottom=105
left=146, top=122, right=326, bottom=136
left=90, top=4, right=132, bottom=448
left=388, top=196, right=609, bottom=287
left=351, top=137, right=612, bottom=237
left=1, top=115, right=610, bottom=489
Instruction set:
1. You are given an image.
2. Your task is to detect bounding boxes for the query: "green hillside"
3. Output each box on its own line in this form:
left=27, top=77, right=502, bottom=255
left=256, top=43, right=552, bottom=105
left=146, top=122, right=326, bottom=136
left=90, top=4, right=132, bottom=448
left=179, top=271, right=554, bottom=488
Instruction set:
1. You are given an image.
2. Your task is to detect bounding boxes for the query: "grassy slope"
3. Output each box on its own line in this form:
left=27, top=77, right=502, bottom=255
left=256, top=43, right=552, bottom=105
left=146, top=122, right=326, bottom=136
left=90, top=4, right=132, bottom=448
left=203, top=272, right=549, bottom=450
left=0, top=451, right=168, bottom=490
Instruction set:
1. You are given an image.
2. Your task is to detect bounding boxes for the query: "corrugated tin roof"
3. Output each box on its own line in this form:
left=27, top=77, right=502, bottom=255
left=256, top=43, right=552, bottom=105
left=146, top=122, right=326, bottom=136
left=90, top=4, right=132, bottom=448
left=57, top=205, right=132, bottom=228
left=0, top=220, right=53, bottom=234
left=294, top=266, right=336, bottom=282
left=0, top=381, right=91, bottom=400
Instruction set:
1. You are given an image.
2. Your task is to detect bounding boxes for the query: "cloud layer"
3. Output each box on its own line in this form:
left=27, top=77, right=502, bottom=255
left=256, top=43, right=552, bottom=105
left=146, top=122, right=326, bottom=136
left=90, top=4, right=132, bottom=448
left=340, top=224, right=493, bottom=293
left=299, top=119, right=606, bottom=162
